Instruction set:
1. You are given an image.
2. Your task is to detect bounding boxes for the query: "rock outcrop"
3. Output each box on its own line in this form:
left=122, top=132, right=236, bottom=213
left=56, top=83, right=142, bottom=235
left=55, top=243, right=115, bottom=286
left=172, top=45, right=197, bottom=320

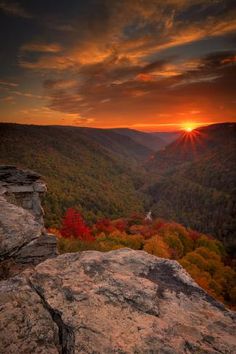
left=0, top=248, right=235, bottom=353
left=0, top=166, right=57, bottom=277
left=0, top=165, right=46, bottom=225
left=0, top=166, right=235, bottom=353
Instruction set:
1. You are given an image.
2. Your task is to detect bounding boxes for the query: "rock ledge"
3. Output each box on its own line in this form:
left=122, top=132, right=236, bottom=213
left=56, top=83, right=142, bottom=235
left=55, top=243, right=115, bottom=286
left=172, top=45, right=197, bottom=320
left=0, top=248, right=235, bottom=354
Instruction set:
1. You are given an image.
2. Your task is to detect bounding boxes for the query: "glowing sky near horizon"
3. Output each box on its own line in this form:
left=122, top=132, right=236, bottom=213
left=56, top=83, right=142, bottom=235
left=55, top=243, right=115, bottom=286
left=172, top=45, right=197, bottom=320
left=0, top=0, right=235, bottom=131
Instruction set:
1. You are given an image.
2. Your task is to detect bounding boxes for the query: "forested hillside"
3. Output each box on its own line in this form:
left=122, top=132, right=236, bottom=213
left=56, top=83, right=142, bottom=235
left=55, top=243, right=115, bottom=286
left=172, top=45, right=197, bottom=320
left=0, top=122, right=235, bottom=253
left=146, top=123, right=236, bottom=253
left=110, top=128, right=167, bottom=151
left=0, top=123, right=152, bottom=226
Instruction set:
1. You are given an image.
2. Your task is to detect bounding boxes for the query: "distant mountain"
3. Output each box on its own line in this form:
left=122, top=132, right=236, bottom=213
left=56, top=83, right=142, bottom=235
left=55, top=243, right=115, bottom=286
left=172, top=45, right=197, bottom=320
left=146, top=123, right=236, bottom=253
left=0, top=123, right=150, bottom=226
left=149, top=131, right=181, bottom=145
left=78, top=127, right=153, bottom=162
left=110, top=128, right=167, bottom=151
left=148, top=123, right=236, bottom=173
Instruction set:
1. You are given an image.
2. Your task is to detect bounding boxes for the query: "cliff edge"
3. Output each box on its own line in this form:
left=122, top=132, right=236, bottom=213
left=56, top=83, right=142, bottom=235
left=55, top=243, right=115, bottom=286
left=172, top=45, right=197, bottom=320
left=0, top=165, right=57, bottom=277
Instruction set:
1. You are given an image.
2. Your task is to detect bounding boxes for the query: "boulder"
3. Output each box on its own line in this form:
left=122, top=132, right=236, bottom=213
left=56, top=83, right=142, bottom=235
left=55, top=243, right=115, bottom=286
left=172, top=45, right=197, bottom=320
left=0, top=196, right=42, bottom=259
left=0, top=248, right=235, bottom=354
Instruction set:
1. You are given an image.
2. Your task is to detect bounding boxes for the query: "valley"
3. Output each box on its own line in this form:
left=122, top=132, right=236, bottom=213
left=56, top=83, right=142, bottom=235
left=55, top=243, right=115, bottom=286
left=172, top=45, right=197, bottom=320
left=1, top=122, right=235, bottom=253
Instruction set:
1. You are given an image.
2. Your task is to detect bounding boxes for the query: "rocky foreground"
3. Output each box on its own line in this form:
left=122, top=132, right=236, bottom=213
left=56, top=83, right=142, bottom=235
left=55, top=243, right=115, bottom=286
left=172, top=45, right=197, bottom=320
left=0, top=166, right=236, bottom=353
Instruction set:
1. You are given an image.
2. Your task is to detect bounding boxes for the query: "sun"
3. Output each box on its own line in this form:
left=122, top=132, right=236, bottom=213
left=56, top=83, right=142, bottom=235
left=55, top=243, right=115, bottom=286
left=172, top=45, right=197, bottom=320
left=182, top=123, right=196, bottom=132
left=185, top=127, right=193, bottom=132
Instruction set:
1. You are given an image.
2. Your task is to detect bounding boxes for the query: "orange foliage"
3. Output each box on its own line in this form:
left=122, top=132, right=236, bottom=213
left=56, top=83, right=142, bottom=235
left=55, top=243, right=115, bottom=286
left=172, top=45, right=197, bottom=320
left=144, top=236, right=171, bottom=258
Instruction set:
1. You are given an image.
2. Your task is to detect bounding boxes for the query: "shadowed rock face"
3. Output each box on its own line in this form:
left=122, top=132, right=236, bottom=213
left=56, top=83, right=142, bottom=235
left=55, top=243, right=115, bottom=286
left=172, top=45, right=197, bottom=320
left=0, top=165, right=46, bottom=226
left=0, top=249, right=235, bottom=354
left=0, top=165, right=57, bottom=276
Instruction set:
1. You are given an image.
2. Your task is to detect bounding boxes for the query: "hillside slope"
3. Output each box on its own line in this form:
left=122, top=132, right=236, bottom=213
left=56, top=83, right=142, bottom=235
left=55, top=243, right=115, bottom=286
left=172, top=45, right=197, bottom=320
left=0, top=123, right=150, bottom=226
left=110, top=128, right=166, bottom=151
left=79, top=127, right=153, bottom=163
left=146, top=123, right=236, bottom=252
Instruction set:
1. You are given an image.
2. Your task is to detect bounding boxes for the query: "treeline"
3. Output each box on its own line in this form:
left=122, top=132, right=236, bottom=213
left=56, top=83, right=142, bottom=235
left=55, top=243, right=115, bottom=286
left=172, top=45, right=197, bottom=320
left=50, top=209, right=236, bottom=309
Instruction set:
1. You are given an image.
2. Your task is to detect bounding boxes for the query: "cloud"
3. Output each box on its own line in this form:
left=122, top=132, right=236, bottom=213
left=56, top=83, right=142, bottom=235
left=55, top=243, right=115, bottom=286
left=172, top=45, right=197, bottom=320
left=18, top=0, right=236, bottom=77
left=0, top=95, right=15, bottom=103
left=11, top=90, right=49, bottom=100
left=100, top=98, right=111, bottom=103
left=21, top=42, right=62, bottom=53
left=43, top=79, right=77, bottom=90
left=171, top=74, right=222, bottom=88
left=0, top=80, right=18, bottom=87
left=0, top=1, right=32, bottom=18
left=40, top=48, right=235, bottom=124
left=19, top=55, right=76, bottom=70
left=2, top=0, right=236, bottom=127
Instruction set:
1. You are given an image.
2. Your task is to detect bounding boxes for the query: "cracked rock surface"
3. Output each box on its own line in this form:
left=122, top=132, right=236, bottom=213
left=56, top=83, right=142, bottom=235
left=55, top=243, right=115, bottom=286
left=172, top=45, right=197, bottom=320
left=0, top=248, right=235, bottom=354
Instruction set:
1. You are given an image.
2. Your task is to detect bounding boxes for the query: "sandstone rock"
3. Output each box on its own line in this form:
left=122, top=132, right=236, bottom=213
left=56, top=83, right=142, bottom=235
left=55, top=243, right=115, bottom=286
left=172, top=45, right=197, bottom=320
left=0, top=165, right=58, bottom=274
left=0, top=165, right=42, bottom=184
left=15, top=233, right=58, bottom=265
left=0, top=196, right=42, bottom=259
left=0, top=165, right=46, bottom=225
left=0, top=248, right=235, bottom=354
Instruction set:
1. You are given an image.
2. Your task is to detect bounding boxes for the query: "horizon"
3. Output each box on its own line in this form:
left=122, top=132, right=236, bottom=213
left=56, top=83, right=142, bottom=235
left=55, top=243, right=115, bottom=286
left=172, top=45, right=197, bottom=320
left=0, top=1, right=236, bottom=130
left=1, top=120, right=233, bottom=133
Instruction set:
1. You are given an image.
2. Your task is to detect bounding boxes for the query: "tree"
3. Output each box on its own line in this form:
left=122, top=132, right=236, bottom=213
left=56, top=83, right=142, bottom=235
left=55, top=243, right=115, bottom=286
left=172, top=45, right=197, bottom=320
left=60, top=208, right=94, bottom=242
left=93, top=218, right=114, bottom=234
left=144, top=236, right=171, bottom=258
left=159, top=223, right=193, bottom=255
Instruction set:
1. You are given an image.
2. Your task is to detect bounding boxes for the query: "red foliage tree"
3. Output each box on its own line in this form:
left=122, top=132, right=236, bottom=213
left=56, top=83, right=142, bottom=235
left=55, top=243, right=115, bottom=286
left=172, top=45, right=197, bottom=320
left=114, top=219, right=128, bottom=232
left=188, top=230, right=201, bottom=242
left=93, top=218, right=114, bottom=233
left=152, top=219, right=166, bottom=232
left=60, top=208, right=94, bottom=242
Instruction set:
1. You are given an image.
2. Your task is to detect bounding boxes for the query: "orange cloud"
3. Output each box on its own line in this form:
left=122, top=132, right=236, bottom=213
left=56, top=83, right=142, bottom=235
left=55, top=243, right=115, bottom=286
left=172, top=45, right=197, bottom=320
left=44, top=79, right=78, bottom=90
left=136, top=73, right=155, bottom=82
left=221, top=55, right=236, bottom=65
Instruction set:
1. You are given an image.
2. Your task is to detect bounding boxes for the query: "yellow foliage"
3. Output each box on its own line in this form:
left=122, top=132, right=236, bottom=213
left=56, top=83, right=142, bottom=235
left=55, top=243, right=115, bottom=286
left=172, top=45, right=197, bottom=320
left=96, top=230, right=144, bottom=251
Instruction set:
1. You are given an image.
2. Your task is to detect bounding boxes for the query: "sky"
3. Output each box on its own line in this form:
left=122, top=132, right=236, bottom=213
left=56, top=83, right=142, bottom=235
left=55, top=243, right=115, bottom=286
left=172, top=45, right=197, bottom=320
left=0, top=0, right=235, bottom=131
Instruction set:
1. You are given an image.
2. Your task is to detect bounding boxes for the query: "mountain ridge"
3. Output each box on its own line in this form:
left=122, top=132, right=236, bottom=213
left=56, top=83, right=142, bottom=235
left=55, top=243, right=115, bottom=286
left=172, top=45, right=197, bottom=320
left=146, top=122, right=236, bottom=252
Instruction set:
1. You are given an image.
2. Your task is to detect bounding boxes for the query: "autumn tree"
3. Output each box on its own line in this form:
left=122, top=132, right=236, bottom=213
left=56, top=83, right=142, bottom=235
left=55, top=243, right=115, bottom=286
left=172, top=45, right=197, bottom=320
left=144, top=236, right=170, bottom=258
left=60, top=208, right=94, bottom=242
